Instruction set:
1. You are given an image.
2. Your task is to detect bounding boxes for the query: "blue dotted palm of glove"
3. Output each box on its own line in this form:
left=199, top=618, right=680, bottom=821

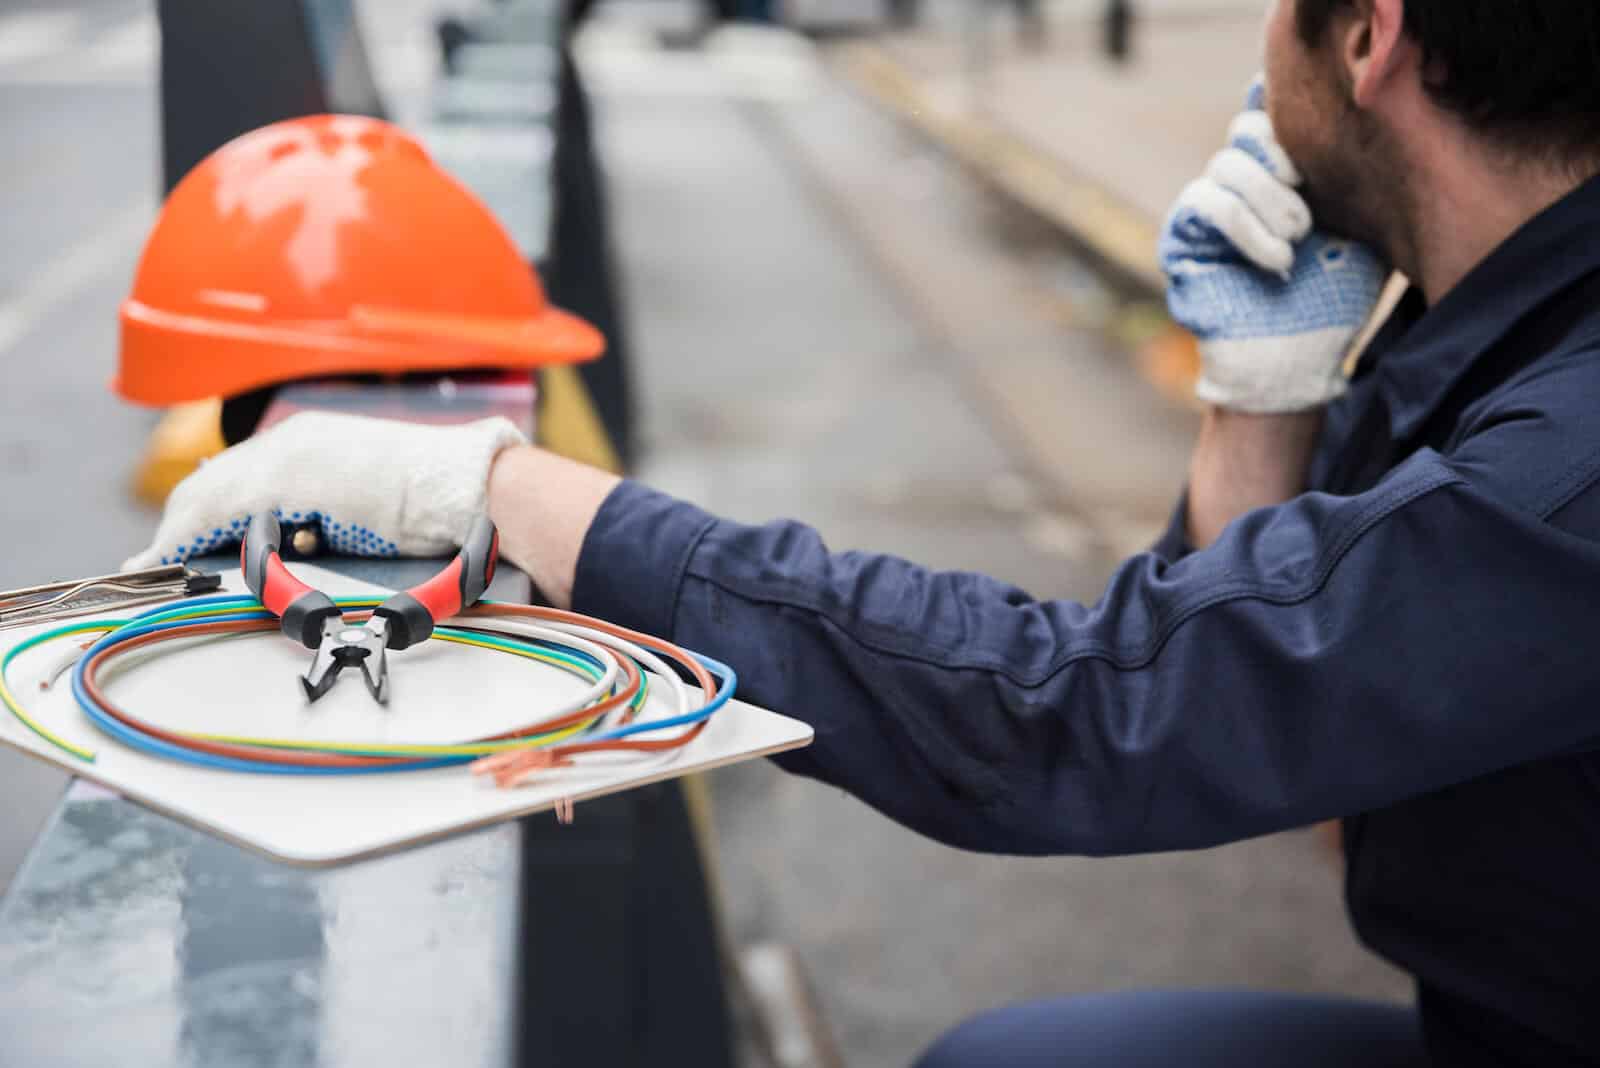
left=164, top=509, right=399, bottom=566
left=1157, top=78, right=1392, bottom=411
left=1163, top=223, right=1387, bottom=346
left=124, top=411, right=524, bottom=574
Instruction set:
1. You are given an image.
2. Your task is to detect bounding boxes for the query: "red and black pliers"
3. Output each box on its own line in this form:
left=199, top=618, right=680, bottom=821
left=240, top=512, right=500, bottom=704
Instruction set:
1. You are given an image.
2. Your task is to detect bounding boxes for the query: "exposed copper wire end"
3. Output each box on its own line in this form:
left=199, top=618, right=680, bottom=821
left=477, top=748, right=572, bottom=788
left=470, top=748, right=539, bottom=776
left=494, top=761, right=567, bottom=789
left=554, top=797, right=575, bottom=824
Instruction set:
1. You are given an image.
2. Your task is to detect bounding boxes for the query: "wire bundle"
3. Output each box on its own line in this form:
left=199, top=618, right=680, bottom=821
left=0, top=594, right=734, bottom=789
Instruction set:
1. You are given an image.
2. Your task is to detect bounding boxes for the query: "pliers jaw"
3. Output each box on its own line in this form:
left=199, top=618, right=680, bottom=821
left=242, top=511, right=499, bottom=707
left=301, top=616, right=391, bottom=705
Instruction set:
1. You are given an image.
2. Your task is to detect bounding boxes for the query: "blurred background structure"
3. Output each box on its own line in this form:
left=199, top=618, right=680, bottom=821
left=0, top=0, right=1411, bottom=1064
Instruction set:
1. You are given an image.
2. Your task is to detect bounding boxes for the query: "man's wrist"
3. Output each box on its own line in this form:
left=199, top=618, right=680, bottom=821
left=1184, top=406, right=1323, bottom=548
left=486, top=445, right=621, bottom=609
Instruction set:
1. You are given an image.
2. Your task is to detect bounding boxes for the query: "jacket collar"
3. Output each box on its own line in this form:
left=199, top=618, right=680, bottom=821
left=1370, top=173, right=1600, bottom=443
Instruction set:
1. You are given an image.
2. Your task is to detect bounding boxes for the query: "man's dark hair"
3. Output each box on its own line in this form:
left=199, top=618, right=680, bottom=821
left=1295, top=0, right=1600, bottom=167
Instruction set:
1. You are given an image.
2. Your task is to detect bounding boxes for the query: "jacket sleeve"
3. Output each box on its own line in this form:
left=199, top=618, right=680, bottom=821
left=572, top=424, right=1600, bottom=856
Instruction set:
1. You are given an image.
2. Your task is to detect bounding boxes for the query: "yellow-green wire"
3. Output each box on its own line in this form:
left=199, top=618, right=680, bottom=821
left=2, top=599, right=648, bottom=765
left=0, top=620, right=119, bottom=762
left=186, top=631, right=628, bottom=757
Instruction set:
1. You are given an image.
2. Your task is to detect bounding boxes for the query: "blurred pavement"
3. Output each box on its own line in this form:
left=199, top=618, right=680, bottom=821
left=834, top=0, right=1266, bottom=293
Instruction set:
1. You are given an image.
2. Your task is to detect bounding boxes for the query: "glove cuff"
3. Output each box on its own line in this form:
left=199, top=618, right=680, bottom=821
left=1195, top=328, right=1353, bottom=413
left=403, top=417, right=528, bottom=547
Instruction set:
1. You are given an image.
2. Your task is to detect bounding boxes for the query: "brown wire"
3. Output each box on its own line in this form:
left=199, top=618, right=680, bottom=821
left=77, top=603, right=717, bottom=781
left=457, top=604, right=716, bottom=785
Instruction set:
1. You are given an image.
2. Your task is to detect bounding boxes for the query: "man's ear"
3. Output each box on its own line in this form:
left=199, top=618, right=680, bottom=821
left=1344, top=0, right=1409, bottom=107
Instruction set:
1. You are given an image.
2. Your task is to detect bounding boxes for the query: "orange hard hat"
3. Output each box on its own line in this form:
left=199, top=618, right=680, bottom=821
left=116, top=114, right=604, bottom=406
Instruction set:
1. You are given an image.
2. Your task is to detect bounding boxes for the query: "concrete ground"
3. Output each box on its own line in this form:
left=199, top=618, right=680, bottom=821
left=830, top=0, right=1278, bottom=302
left=0, top=2, right=1408, bottom=1064
left=864, top=0, right=1266, bottom=225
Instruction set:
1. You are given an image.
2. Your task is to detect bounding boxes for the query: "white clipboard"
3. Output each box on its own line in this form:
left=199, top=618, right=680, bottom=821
left=0, top=565, right=812, bottom=866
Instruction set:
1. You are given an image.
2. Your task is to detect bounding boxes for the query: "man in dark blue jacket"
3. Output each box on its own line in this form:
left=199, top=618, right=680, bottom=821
left=132, top=0, right=1600, bottom=1062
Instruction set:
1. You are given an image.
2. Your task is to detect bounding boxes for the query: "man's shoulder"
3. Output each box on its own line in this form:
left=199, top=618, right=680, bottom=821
left=1465, top=322, right=1600, bottom=418
left=1448, top=334, right=1600, bottom=524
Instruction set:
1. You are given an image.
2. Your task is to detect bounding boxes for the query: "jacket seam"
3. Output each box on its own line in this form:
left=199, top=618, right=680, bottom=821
left=663, top=515, right=720, bottom=642
left=1532, top=441, right=1600, bottom=519
left=685, top=467, right=1463, bottom=689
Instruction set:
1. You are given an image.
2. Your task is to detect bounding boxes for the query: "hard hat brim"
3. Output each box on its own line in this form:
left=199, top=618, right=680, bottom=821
left=114, top=299, right=606, bottom=406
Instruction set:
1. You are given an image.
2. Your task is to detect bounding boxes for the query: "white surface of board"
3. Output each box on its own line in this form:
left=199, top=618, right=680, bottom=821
left=0, top=566, right=812, bottom=866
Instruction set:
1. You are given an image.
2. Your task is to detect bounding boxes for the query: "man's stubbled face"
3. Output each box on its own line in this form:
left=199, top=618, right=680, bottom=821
left=1262, top=0, right=1396, bottom=255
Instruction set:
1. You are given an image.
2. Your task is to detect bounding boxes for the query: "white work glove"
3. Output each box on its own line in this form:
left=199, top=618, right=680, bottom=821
left=123, top=412, right=526, bottom=569
left=1159, top=77, right=1388, bottom=413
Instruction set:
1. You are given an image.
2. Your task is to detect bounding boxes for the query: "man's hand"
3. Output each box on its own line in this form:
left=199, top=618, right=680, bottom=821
left=1160, top=78, right=1389, bottom=413
left=122, top=412, right=526, bottom=569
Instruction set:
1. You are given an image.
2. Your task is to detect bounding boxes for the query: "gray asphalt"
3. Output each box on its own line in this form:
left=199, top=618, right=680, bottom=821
left=0, top=2, right=1409, bottom=1064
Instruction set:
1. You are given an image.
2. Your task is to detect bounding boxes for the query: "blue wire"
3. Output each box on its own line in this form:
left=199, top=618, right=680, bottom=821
left=69, top=613, right=466, bottom=774
left=576, top=653, right=737, bottom=743
left=128, top=597, right=617, bottom=677
left=134, top=594, right=265, bottom=622
left=68, top=598, right=736, bottom=774
left=69, top=660, right=467, bottom=775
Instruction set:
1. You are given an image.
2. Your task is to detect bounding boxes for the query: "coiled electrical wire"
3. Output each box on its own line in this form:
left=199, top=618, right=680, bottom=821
left=2, top=594, right=735, bottom=788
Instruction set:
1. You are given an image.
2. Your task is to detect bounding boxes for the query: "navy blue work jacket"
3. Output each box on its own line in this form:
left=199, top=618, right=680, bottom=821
left=575, top=177, right=1600, bottom=1065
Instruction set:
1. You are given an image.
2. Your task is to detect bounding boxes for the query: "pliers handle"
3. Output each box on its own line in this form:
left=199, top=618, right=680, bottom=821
left=241, top=513, right=501, bottom=650
left=371, top=516, right=500, bottom=649
left=240, top=515, right=340, bottom=647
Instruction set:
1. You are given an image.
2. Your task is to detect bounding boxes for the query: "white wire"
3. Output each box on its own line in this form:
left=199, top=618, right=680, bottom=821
left=443, top=616, right=625, bottom=723
left=537, top=619, right=696, bottom=726
left=460, top=614, right=700, bottom=782
left=453, top=615, right=692, bottom=728
left=532, top=619, right=702, bottom=775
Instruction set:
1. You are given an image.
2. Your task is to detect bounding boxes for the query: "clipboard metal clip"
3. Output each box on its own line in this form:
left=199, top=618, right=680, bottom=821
left=0, top=565, right=223, bottom=631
